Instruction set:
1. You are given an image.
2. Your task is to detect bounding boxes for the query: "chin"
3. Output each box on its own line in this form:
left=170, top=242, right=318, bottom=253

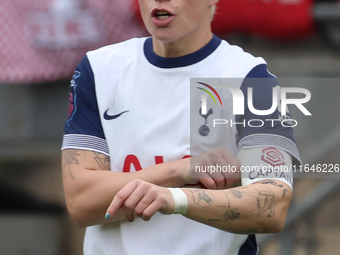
left=149, top=28, right=178, bottom=43
left=154, top=35, right=177, bottom=43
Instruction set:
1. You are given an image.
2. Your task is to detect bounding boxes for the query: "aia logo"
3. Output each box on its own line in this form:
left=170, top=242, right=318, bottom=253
left=261, top=147, right=285, bottom=167
left=123, top=155, right=191, bottom=172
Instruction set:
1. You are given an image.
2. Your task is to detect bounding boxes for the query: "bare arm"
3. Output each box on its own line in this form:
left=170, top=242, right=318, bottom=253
left=106, top=179, right=292, bottom=234
left=62, top=149, right=183, bottom=227
left=62, top=147, right=240, bottom=227
left=182, top=180, right=292, bottom=234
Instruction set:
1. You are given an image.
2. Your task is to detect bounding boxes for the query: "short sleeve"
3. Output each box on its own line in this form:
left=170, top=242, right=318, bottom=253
left=236, top=64, right=301, bottom=167
left=61, top=55, right=109, bottom=156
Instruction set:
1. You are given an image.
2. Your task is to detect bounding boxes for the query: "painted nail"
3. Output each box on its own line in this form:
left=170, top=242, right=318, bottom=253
left=105, top=212, right=111, bottom=220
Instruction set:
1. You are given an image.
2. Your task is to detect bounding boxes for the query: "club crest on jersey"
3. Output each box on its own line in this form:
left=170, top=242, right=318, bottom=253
left=198, top=107, right=213, bottom=136
left=196, top=82, right=220, bottom=136
left=71, top=71, right=81, bottom=87
left=68, top=71, right=80, bottom=118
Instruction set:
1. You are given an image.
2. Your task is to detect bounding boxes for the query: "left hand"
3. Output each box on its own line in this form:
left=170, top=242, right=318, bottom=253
left=105, top=179, right=175, bottom=222
left=179, top=147, right=241, bottom=190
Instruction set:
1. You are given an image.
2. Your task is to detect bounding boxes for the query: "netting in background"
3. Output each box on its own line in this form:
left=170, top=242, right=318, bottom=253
left=0, top=0, right=146, bottom=84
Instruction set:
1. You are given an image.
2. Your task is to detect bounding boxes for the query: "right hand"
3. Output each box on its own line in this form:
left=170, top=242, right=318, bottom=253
left=179, top=147, right=241, bottom=190
left=105, top=179, right=175, bottom=222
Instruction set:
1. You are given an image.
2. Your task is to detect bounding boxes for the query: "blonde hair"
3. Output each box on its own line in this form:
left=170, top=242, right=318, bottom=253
left=211, top=5, right=217, bottom=19
left=211, top=5, right=216, bottom=15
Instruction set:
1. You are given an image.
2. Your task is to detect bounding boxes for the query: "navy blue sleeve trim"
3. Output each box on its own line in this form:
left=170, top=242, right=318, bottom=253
left=64, top=55, right=105, bottom=140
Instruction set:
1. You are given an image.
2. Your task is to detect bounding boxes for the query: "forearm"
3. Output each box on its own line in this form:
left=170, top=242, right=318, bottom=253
left=62, top=149, right=184, bottom=227
left=182, top=181, right=292, bottom=234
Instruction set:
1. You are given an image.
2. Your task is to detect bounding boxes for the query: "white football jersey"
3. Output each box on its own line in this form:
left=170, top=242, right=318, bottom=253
left=62, top=35, right=300, bottom=255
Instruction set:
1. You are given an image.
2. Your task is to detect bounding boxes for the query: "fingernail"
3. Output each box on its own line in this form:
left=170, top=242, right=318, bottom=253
left=105, top=212, right=111, bottom=220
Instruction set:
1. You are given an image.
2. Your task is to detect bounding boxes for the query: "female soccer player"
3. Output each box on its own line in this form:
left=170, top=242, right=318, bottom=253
left=62, top=0, right=300, bottom=254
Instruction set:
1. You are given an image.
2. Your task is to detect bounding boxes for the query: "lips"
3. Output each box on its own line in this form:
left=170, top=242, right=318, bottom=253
left=151, top=8, right=174, bottom=18
left=151, top=8, right=175, bottom=26
left=154, top=10, right=171, bottom=20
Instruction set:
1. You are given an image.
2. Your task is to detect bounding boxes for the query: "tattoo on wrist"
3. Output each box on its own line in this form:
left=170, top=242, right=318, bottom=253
left=189, top=189, right=214, bottom=208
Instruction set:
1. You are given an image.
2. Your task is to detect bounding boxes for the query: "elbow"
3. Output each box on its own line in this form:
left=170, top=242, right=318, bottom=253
left=66, top=198, right=92, bottom=228
left=64, top=186, right=101, bottom=227
left=268, top=218, right=285, bottom=234
left=254, top=216, right=286, bottom=234
left=266, top=209, right=289, bottom=234
left=68, top=207, right=87, bottom=228
left=270, top=194, right=292, bottom=233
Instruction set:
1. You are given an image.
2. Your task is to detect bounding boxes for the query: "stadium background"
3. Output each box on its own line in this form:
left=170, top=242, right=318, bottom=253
left=0, top=0, right=340, bottom=254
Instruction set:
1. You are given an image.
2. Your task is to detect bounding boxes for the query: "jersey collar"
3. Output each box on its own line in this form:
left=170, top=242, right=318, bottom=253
left=143, top=34, right=222, bottom=68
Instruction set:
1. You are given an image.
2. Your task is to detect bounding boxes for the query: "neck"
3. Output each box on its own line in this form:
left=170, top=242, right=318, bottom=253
left=152, top=29, right=214, bottom=58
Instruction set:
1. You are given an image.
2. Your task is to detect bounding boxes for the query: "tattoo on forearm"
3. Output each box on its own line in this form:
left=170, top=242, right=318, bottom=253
left=230, top=189, right=242, bottom=199
left=222, top=191, right=231, bottom=207
left=220, top=187, right=275, bottom=234
left=256, top=197, right=261, bottom=209
left=256, top=190, right=276, bottom=217
left=224, top=208, right=241, bottom=221
left=222, top=187, right=277, bottom=221
left=261, top=180, right=284, bottom=188
left=241, top=189, right=276, bottom=218
left=190, top=185, right=279, bottom=232
left=259, top=180, right=289, bottom=201
left=188, top=190, right=197, bottom=204
left=222, top=191, right=240, bottom=221
left=189, top=189, right=214, bottom=208
left=197, top=190, right=214, bottom=207
left=63, top=150, right=81, bottom=180
left=93, top=152, right=110, bottom=170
